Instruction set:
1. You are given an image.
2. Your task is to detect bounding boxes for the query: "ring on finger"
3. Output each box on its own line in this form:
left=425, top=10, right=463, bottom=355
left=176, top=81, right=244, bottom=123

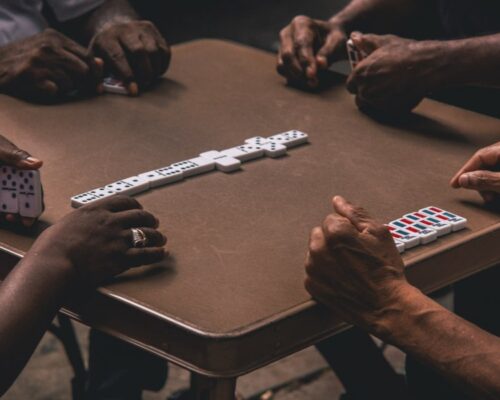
left=131, top=228, right=147, bottom=248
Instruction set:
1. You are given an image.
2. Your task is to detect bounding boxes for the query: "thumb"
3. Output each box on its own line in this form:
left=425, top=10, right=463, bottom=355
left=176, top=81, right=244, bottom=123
left=351, top=32, right=388, bottom=56
left=457, top=170, right=500, bottom=193
left=0, top=146, right=42, bottom=170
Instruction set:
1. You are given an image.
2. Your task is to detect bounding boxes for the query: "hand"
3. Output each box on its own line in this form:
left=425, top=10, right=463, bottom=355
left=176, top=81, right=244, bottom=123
left=0, top=135, right=43, bottom=227
left=0, top=29, right=102, bottom=102
left=32, top=196, right=167, bottom=288
left=346, top=33, right=436, bottom=115
left=305, top=196, right=408, bottom=335
left=277, top=15, right=347, bottom=88
left=91, top=20, right=171, bottom=95
left=450, top=142, right=500, bottom=204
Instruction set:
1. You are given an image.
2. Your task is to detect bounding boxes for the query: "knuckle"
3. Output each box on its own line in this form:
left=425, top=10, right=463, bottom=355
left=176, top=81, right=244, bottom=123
left=292, top=15, right=311, bottom=26
left=370, top=224, right=391, bottom=239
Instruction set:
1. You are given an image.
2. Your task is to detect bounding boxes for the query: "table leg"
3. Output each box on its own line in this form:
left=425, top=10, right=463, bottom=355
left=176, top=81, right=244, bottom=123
left=190, top=373, right=237, bottom=400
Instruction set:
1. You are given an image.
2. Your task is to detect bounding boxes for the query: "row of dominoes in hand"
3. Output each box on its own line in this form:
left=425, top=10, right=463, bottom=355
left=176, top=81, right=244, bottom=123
left=0, top=167, right=43, bottom=218
left=347, top=39, right=367, bottom=70
left=387, top=207, right=468, bottom=254
left=71, top=130, right=309, bottom=208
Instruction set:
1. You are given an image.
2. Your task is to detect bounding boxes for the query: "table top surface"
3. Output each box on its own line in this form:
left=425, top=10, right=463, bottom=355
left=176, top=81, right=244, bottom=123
left=1, top=39, right=500, bottom=340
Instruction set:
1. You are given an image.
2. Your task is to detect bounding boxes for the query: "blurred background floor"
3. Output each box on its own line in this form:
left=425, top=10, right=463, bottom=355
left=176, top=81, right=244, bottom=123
left=4, top=321, right=406, bottom=399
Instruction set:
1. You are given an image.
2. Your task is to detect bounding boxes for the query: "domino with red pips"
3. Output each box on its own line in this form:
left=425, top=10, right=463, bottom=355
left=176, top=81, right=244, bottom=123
left=386, top=225, right=420, bottom=249
left=419, top=207, right=467, bottom=232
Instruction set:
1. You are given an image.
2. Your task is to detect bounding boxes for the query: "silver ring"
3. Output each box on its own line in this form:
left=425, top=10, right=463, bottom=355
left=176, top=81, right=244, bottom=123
left=131, top=228, right=147, bottom=248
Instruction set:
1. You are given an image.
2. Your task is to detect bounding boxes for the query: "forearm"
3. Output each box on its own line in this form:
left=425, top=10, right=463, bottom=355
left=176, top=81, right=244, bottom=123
left=330, top=0, right=434, bottom=36
left=61, top=0, right=139, bottom=44
left=375, top=284, right=500, bottom=400
left=431, top=34, right=500, bottom=89
left=0, top=252, right=74, bottom=395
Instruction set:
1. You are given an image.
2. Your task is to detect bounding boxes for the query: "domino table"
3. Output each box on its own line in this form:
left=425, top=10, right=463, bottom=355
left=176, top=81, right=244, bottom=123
left=1, top=39, right=500, bottom=399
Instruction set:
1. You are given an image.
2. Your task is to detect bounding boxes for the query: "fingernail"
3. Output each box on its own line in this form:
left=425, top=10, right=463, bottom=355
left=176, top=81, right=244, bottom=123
left=128, top=82, right=139, bottom=96
left=316, top=55, right=327, bottom=66
left=351, top=31, right=362, bottom=40
left=23, top=157, right=42, bottom=165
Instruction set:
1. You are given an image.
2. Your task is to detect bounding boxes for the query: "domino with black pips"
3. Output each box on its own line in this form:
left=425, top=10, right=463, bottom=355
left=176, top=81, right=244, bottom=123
left=221, top=144, right=265, bottom=162
left=244, top=137, right=288, bottom=158
left=138, top=167, right=184, bottom=188
left=0, top=166, right=19, bottom=213
left=171, top=157, right=215, bottom=178
left=267, top=130, right=309, bottom=148
left=18, top=169, right=43, bottom=218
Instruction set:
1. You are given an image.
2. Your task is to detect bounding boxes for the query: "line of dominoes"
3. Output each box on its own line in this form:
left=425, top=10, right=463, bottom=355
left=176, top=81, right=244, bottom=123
left=0, top=167, right=43, bottom=218
left=70, top=130, right=309, bottom=208
left=387, top=206, right=468, bottom=254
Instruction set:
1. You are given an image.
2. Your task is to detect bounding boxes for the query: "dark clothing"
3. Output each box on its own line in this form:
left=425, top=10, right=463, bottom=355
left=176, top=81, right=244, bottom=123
left=86, top=330, right=168, bottom=400
left=438, top=0, right=500, bottom=37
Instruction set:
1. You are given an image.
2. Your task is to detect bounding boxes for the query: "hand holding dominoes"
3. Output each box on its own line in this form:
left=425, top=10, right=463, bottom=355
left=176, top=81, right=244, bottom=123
left=277, top=16, right=348, bottom=88
left=346, top=33, right=426, bottom=114
left=0, top=135, right=44, bottom=225
left=71, top=130, right=309, bottom=207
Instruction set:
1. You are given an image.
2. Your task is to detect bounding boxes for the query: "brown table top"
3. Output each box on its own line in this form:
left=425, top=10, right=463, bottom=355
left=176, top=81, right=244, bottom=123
left=1, top=39, right=500, bottom=377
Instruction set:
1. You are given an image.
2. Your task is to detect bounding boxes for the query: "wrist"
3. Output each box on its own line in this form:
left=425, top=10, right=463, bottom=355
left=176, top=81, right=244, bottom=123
left=368, top=282, right=426, bottom=341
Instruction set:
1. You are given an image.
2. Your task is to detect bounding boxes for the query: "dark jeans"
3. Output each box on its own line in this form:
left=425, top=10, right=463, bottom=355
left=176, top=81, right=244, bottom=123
left=86, top=329, right=168, bottom=400
left=406, top=264, right=500, bottom=400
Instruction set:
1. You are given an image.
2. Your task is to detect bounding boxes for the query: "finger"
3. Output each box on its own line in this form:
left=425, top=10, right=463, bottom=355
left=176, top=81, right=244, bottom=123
left=0, top=141, right=42, bottom=170
left=480, top=191, right=497, bottom=203
left=63, top=40, right=102, bottom=83
left=321, top=213, right=359, bottom=248
left=96, top=195, right=142, bottom=212
left=291, top=21, right=318, bottom=84
left=154, top=33, right=171, bottom=75
left=35, top=79, right=59, bottom=97
left=332, top=195, right=375, bottom=232
left=450, top=147, right=500, bottom=187
left=316, top=29, right=347, bottom=68
left=100, top=40, right=135, bottom=83
left=49, top=68, right=75, bottom=94
left=345, top=71, right=358, bottom=94
left=125, top=227, right=167, bottom=247
left=456, top=170, right=500, bottom=193
left=141, top=33, right=162, bottom=78
left=115, top=209, right=159, bottom=229
left=120, top=34, right=153, bottom=86
left=124, top=247, right=166, bottom=268
left=351, top=32, right=388, bottom=56
left=304, top=276, right=336, bottom=306
left=279, top=26, right=303, bottom=80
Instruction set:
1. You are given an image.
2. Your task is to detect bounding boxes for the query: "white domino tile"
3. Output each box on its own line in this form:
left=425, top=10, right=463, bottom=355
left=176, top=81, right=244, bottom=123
left=199, top=151, right=241, bottom=173
left=171, top=157, right=215, bottom=178
left=267, top=130, right=309, bottom=148
left=139, top=167, right=184, bottom=188
left=71, top=130, right=310, bottom=207
left=122, top=176, right=150, bottom=195
left=221, top=145, right=264, bottom=162
left=260, top=142, right=287, bottom=158
left=18, top=170, right=43, bottom=218
left=0, top=167, right=19, bottom=213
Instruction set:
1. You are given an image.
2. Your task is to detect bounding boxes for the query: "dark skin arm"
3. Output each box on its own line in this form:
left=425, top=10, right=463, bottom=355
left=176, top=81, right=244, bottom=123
left=347, top=31, right=500, bottom=115
left=0, top=196, right=167, bottom=395
left=62, top=0, right=171, bottom=95
left=277, top=0, right=432, bottom=87
left=0, top=29, right=103, bottom=102
left=305, top=196, right=500, bottom=400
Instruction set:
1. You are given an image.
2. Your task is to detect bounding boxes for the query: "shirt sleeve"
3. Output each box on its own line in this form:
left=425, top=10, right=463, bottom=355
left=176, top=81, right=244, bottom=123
left=45, top=0, right=106, bottom=22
